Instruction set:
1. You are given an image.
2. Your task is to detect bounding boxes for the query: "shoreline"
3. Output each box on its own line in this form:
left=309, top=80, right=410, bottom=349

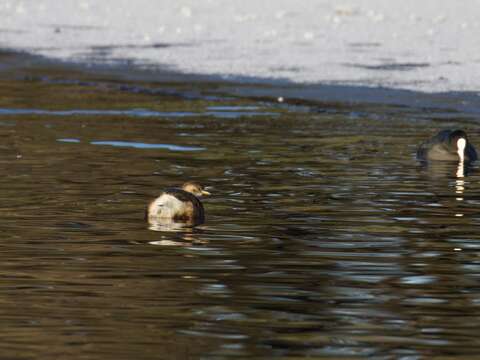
left=3, top=0, right=480, bottom=95
left=1, top=49, right=480, bottom=117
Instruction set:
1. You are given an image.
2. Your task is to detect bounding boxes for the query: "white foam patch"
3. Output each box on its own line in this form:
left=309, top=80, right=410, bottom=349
left=1, top=0, right=480, bottom=92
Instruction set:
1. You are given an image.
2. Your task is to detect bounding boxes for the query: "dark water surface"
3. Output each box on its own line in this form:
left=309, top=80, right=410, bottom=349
left=1, top=57, right=480, bottom=359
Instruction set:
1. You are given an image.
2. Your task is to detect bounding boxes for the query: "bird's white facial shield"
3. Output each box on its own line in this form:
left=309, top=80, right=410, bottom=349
left=457, top=138, right=466, bottom=162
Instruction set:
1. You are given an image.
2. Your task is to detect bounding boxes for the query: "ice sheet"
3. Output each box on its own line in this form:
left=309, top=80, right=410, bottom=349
left=1, top=0, right=479, bottom=93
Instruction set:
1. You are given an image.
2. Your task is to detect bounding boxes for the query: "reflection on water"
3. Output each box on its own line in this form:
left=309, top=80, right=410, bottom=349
left=58, top=138, right=205, bottom=151
left=421, top=160, right=472, bottom=220
left=0, top=107, right=278, bottom=119
left=0, top=71, right=480, bottom=358
left=91, top=140, right=205, bottom=151
left=456, top=162, right=465, bottom=218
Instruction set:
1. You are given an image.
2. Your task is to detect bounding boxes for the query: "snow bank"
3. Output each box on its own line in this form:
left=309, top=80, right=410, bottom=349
left=1, top=0, right=480, bottom=93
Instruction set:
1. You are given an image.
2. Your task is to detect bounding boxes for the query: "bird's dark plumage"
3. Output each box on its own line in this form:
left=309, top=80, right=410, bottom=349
left=417, top=129, right=477, bottom=162
left=164, top=188, right=205, bottom=223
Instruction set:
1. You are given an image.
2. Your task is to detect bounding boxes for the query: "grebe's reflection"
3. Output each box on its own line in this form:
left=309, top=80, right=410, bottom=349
left=147, top=217, right=207, bottom=245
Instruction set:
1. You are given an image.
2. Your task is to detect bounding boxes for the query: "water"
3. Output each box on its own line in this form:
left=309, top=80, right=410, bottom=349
left=1, top=63, right=480, bottom=359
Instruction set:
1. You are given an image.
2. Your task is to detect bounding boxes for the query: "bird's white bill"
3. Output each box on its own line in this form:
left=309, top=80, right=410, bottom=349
left=457, top=138, right=466, bottom=162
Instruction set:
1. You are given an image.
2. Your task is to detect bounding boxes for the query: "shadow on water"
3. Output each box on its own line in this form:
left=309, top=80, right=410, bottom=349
left=1, top=53, right=480, bottom=358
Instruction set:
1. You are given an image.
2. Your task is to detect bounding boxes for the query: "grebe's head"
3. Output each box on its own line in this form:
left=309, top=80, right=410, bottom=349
left=182, top=181, right=211, bottom=197
left=450, top=130, right=468, bottom=162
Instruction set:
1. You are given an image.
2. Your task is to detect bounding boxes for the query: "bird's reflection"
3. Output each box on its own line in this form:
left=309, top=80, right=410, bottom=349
left=419, top=160, right=474, bottom=219
left=147, top=217, right=207, bottom=245
left=420, top=160, right=473, bottom=179
left=455, top=161, right=465, bottom=217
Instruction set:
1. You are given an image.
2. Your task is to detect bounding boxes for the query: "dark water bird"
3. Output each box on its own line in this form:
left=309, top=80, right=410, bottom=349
left=147, top=181, right=210, bottom=227
left=417, top=129, right=477, bottom=162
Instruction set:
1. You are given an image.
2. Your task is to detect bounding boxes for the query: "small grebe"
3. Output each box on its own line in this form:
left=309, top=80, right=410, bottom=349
left=417, top=129, right=477, bottom=162
left=147, top=181, right=210, bottom=226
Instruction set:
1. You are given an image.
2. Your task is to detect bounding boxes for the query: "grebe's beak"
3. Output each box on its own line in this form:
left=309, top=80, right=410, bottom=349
left=201, top=190, right=211, bottom=196
left=457, top=138, right=466, bottom=162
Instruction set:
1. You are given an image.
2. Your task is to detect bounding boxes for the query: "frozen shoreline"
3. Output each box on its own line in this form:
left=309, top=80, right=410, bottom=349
left=1, top=0, right=480, bottom=94
left=2, top=49, right=480, bottom=117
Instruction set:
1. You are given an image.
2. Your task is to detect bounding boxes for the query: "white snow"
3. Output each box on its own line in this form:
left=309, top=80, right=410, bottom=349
left=1, top=0, right=480, bottom=93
